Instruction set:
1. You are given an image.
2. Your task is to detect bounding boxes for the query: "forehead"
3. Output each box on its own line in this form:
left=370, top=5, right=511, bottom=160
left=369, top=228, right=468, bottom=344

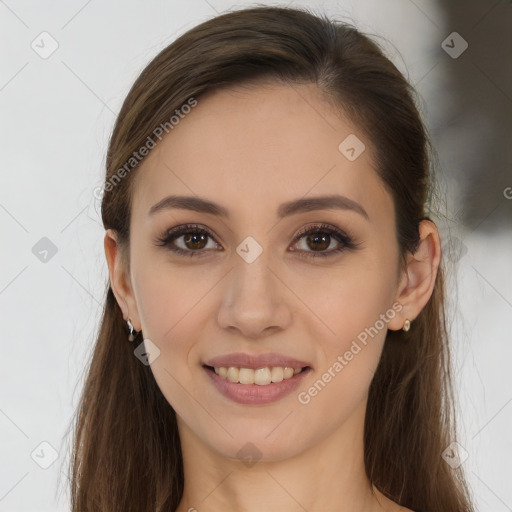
left=131, top=82, right=393, bottom=225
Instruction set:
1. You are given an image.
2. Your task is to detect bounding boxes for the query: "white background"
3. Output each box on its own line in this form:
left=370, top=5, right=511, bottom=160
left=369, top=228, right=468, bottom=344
left=1, top=0, right=511, bottom=511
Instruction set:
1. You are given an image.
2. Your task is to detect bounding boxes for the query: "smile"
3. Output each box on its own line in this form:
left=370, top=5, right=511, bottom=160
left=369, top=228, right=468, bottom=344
left=210, top=365, right=305, bottom=385
left=203, top=365, right=312, bottom=404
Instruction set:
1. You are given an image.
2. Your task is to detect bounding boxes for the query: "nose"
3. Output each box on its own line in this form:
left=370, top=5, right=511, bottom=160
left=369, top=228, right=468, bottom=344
left=217, top=251, right=292, bottom=339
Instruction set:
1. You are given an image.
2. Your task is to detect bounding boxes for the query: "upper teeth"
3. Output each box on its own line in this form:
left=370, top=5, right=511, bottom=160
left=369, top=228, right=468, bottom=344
left=214, top=366, right=303, bottom=385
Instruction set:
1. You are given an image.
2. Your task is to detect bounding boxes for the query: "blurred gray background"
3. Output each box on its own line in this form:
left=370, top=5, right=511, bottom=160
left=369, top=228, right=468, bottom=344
left=1, top=0, right=511, bottom=510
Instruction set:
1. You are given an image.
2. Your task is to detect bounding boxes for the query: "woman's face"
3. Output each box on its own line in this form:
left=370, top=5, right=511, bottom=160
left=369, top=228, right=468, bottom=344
left=121, top=82, right=405, bottom=461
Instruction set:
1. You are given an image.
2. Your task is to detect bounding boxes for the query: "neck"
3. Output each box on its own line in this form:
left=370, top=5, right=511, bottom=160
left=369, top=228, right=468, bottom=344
left=175, top=400, right=389, bottom=512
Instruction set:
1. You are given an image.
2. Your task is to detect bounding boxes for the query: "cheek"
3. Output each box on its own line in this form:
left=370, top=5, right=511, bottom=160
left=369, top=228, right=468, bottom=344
left=132, top=250, right=211, bottom=343
left=134, top=272, right=201, bottom=422
left=295, top=259, right=396, bottom=348
left=289, top=273, right=393, bottom=447
left=292, top=259, right=396, bottom=404
left=130, top=256, right=217, bottom=408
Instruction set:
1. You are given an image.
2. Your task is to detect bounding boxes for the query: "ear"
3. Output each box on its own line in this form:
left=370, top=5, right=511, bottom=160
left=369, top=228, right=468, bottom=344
left=387, top=220, right=442, bottom=331
left=104, top=229, right=141, bottom=331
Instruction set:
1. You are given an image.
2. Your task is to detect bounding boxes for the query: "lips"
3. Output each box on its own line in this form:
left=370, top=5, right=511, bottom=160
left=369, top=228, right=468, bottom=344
left=202, top=352, right=313, bottom=404
left=203, top=364, right=312, bottom=404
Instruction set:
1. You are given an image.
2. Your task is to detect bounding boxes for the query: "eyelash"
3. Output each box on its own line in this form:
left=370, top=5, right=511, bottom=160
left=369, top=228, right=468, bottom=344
left=155, top=223, right=361, bottom=259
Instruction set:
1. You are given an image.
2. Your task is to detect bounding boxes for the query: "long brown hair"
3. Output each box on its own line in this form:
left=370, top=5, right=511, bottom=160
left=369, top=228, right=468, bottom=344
left=68, top=6, right=476, bottom=511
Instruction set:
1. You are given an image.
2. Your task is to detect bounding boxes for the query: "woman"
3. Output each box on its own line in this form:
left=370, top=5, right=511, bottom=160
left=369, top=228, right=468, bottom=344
left=69, top=5, right=476, bottom=511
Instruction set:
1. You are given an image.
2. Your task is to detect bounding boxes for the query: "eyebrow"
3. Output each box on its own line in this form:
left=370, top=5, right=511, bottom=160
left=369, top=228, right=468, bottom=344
left=148, top=194, right=369, bottom=221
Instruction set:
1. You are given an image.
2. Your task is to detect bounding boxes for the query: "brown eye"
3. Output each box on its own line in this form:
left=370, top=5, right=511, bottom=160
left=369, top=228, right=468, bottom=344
left=182, top=232, right=209, bottom=250
left=304, top=232, right=332, bottom=252
left=155, top=224, right=220, bottom=257
left=290, top=223, right=359, bottom=259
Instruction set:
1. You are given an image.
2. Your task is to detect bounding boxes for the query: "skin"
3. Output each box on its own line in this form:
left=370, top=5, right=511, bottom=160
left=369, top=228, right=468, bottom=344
left=105, top=82, right=441, bottom=512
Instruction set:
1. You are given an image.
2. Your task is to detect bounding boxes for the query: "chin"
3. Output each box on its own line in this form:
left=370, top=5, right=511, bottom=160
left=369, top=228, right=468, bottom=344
left=204, top=423, right=313, bottom=464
